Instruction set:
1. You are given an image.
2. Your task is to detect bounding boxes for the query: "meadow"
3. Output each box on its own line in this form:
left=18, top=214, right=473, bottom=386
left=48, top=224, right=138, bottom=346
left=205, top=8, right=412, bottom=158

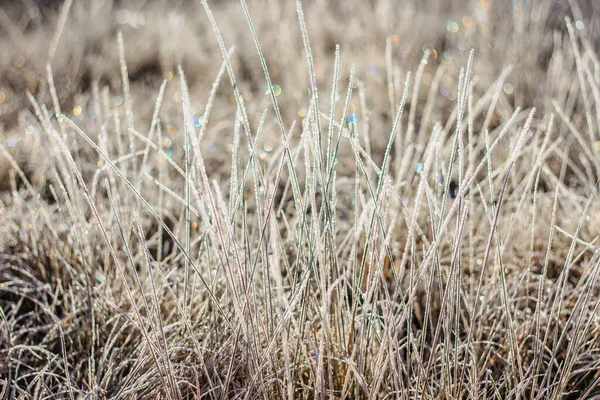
left=1, top=0, right=600, bottom=398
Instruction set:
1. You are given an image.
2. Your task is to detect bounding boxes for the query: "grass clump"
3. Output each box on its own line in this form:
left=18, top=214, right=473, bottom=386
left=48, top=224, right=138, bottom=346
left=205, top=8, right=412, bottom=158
left=2, top=0, right=600, bottom=398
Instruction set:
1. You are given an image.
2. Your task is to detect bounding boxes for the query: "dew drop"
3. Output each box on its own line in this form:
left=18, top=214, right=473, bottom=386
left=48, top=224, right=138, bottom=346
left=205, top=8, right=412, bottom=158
left=348, top=113, right=359, bottom=125
left=414, top=162, right=424, bottom=174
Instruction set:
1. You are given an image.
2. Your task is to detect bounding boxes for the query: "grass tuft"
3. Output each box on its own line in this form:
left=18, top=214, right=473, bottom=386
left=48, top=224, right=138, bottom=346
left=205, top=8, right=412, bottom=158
left=2, top=0, right=600, bottom=398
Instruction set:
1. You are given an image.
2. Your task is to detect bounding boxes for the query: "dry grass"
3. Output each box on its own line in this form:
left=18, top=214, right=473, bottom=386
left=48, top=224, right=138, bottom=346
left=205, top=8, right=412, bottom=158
left=2, top=0, right=600, bottom=398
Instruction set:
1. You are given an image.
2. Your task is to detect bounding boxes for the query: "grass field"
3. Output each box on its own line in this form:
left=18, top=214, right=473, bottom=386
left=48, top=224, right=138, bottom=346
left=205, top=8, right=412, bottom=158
left=2, top=0, right=600, bottom=398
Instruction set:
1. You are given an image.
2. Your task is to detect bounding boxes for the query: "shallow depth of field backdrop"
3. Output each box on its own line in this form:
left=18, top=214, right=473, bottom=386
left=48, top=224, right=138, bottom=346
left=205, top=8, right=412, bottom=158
left=1, top=0, right=600, bottom=398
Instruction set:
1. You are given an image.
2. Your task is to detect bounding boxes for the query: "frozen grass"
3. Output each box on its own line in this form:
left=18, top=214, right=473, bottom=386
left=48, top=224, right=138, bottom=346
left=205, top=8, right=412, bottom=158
left=1, top=0, right=600, bottom=398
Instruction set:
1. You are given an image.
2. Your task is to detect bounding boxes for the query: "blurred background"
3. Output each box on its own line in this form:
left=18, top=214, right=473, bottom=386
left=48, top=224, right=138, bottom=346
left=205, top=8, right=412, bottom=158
left=0, top=0, right=598, bottom=186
